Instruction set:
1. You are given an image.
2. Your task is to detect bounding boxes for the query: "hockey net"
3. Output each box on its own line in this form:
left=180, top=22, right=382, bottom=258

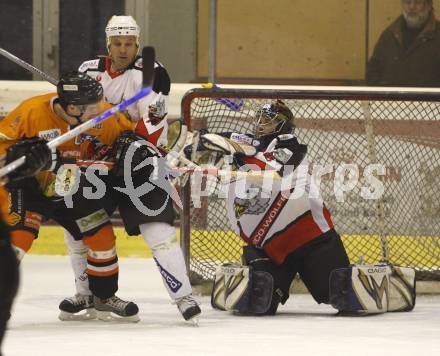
left=179, top=87, right=440, bottom=283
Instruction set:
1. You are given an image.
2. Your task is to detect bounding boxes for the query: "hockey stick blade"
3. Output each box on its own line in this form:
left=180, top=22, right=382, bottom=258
left=0, top=47, right=58, bottom=85
left=0, top=46, right=157, bottom=178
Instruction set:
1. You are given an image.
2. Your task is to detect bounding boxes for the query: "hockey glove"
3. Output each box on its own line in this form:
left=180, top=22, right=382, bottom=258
left=148, top=98, right=167, bottom=125
left=4, top=137, right=54, bottom=187
left=110, top=131, right=161, bottom=176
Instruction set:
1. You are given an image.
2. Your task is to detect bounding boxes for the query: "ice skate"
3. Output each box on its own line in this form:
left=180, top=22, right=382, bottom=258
left=94, top=295, right=140, bottom=322
left=175, top=295, right=201, bottom=324
left=58, top=294, right=97, bottom=321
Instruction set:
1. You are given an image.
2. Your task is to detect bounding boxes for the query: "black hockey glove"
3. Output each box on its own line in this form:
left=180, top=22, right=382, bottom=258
left=110, top=131, right=161, bottom=177
left=4, top=137, right=54, bottom=187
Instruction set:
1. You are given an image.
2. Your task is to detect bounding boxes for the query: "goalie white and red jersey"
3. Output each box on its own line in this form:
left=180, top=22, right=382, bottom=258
left=225, top=134, right=335, bottom=265
left=78, top=55, right=170, bottom=147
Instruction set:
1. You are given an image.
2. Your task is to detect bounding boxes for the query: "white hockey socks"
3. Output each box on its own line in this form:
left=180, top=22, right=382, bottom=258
left=64, top=230, right=92, bottom=296
left=139, top=222, right=192, bottom=299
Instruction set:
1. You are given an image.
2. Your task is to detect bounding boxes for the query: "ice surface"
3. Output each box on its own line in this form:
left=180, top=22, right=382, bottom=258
left=3, top=255, right=440, bottom=356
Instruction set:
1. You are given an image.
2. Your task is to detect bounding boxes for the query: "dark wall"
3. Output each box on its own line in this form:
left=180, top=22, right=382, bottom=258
left=0, top=0, right=33, bottom=80
left=59, top=0, right=124, bottom=73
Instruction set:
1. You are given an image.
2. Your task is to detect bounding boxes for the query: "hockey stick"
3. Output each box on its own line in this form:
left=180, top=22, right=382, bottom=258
left=166, top=150, right=282, bottom=182
left=0, top=46, right=156, bottom=178
left=202, top=83, right=244, bottom=111
left=0, top=47, right=58, bottom=85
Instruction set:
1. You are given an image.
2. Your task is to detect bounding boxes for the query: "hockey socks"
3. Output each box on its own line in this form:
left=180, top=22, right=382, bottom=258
left=140, top=223, right=193, bottom=300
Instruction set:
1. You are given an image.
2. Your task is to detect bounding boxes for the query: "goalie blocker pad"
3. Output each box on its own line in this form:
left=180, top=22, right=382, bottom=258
left=329, top=264, right=416, bottom=314
left=211, top=263, right=274, bottom=314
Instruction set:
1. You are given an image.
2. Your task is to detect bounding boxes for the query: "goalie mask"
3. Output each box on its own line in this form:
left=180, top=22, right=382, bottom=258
left=254, top=100, right=294, bottom=143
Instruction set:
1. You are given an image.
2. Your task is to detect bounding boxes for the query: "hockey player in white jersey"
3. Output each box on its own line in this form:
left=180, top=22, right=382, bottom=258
left=59, top=15, right=200, bottom=322
left=198, top=100, right=415, bottom=315
left=78, top=15, right=170, bottom=146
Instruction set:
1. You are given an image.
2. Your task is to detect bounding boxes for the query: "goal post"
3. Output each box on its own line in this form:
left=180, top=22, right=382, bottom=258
left=179, top=86, right=440, bottom=284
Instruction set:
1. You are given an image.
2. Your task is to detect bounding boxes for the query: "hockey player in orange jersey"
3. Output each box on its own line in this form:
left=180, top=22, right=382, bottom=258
left=0, top=71, right=140, bottom=322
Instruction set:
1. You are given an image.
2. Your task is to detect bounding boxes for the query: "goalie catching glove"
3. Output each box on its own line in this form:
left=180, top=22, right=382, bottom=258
left=110, top=131, right=162, bottom=176
left=182, top=132, right=257, bottom=169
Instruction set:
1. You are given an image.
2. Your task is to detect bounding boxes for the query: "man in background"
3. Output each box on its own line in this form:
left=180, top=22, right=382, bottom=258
left=366, top=0, right=440, bottom=86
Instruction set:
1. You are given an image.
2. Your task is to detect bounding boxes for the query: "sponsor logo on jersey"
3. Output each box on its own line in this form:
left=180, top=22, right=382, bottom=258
left=75, top=134, right=98, bottom=145
left=96, top=74, right=102, bottom=82
left=63, top=84, right=79, bottom=91
left=54, top=166, right=79, bottom=196
left=154, top=258, right=182, bottom=292
left=76, top=210, right=109, bottom=233
left=249, top=190, right=292, bottom=246
left=61, top=150, right=81, bottom=158
left=5, top=212, right=21, bottom=226
left=38, top=128, right=61, bottom=141
left=230, top=133, right=253, bottom=145
left=233, top=187, right=270, bottom=219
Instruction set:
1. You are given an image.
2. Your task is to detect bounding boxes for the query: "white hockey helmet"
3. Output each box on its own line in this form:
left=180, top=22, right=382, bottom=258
left=105, top=15, right=140, bottom=48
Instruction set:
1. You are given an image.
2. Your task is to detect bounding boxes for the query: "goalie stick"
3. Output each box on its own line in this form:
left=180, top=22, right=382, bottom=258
left=202, top=83, right=244, bottom=111
left=0, top=46, right=156, bottom=178
left=167, top=150, right=283, bottom=182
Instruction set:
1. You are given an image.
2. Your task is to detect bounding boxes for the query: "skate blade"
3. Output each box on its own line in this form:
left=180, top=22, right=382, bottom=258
left=96, top=310, right=140, bottom=323
left=58, top=308, right=97, bottom=321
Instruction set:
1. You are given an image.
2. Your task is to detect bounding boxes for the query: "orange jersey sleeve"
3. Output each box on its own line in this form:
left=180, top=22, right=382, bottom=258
left=0, top=185, right=10, bottom=220
left=82, top=102, right=135, bottom=145
left=0, top=93, right=69, bottom=155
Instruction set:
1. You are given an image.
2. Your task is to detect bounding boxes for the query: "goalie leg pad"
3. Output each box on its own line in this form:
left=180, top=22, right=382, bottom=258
left=329, top=264, right=416, bottom=314
left=211, top=263, right=273, bottom=314
left=249, top=270, right=274, bottom=314
left=388, top=266, right=416, bottom=312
